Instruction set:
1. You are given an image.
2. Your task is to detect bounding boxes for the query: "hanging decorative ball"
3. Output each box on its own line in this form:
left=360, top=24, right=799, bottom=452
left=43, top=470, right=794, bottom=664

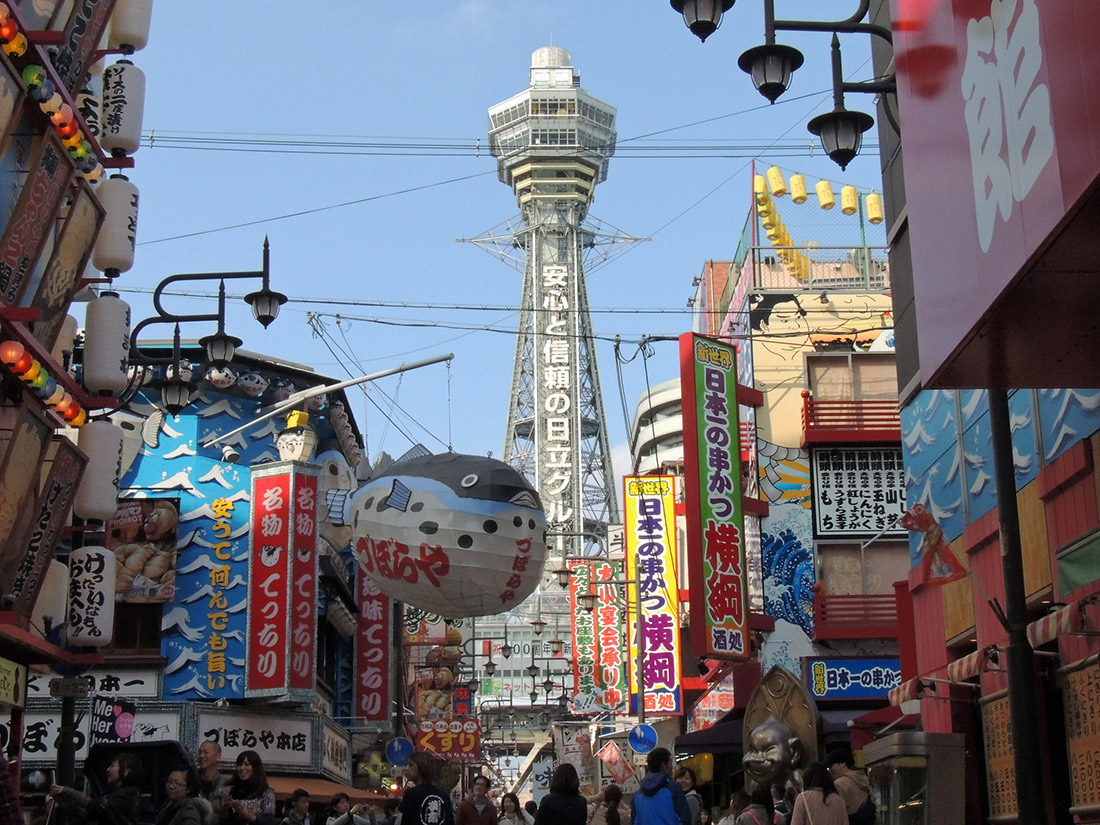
left=39, top=92, right=63, bottom=116
left=57, top=119, right=80, bottom=139
left=43, top=383, right=66, bottom=406
left=1, top=32, right=27, bottom=56
left=50, top=102, right=74, bottom=127
left=36, top=376, right=58, bottom=400
left=0, top=339, right=27, bottom=367
left=68, top=408, right=87, bottom=428
left=28, top=79, right=54, bottom=103
left=21, top=64, right=47, bottom=88
left=19, top=360, right=41, bottom=383
left=83, top=163, right=105, bottom=183
left=0, top=18, right=18, bottom=42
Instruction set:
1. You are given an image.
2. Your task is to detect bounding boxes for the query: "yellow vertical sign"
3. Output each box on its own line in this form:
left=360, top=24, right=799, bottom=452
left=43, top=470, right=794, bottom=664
left=624, top=475, right=682, bottom=716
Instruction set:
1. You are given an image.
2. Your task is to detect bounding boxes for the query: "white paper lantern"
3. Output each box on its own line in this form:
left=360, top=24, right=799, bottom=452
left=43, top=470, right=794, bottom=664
left=91, top=175, right=139, bottom=274
left=30, top=561, right=69, bottom=638
left=108, top=0, right=153, bottom=52
left=74, top=421, right=124, bottom=521
left=83, top=292, right=131, bottom=393
left=99, top=60, right=146, bottom=156
left=343, top=453, right=548, bottom=618
left=67, top=545, right=116, bottom=647
left=50, top=314, right=79, bottom=366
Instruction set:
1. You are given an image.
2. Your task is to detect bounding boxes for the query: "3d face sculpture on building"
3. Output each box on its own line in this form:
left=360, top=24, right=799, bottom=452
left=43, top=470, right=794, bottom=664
left=330, top=453, right=548, bottom=618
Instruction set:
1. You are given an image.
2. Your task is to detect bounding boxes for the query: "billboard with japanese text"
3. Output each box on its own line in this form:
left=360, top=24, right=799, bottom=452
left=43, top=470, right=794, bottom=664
left=624, top=475, right=682, bottom=716
left=680, top=333, right=749, bottom=660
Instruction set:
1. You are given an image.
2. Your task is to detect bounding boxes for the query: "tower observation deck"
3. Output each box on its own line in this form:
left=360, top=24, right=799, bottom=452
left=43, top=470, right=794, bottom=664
left=488, top=46, right=619, bottom=561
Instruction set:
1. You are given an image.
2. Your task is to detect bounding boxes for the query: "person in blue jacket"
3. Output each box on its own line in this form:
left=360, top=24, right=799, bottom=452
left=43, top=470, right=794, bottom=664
left=631, top=748, right=691, bottom=825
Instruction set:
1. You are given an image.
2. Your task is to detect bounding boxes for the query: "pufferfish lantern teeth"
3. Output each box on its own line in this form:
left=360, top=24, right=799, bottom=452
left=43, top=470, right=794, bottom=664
left=338, top=453, right=548, bottom=619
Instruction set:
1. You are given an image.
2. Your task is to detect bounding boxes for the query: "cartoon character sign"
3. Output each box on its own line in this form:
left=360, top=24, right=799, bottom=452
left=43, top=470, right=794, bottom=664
left=331, top=453, right=547, bottom=618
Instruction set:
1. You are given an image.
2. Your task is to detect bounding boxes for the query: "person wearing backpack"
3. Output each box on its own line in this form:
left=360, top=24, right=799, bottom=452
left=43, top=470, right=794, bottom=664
left=824, top=752, right=875, bottom=825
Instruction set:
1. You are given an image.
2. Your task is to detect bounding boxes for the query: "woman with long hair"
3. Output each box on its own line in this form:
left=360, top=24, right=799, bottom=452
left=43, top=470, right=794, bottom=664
left=586, top=784, right=629, bottom=825
left=497, top=793, right=531, bottom=825
left=217, top=751, right=276, bottom=825
left=533, top=764, right=586, bottom=825
left=789, top=764, right=846, bottom=825
left=51, top=753, right=143, bottom=825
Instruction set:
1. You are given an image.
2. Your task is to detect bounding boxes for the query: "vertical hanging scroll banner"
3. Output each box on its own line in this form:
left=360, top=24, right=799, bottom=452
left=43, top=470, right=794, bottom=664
left=592, top=559, right=629, bottom=714
left=569, top=561, right=598, bottom=714
left=52, top=0, right=119, bottom=93
left=680, top=333, right=749, bottom=660
left=624, top=475, right=682, bottom=716
left=0, top=131, right=76, bottom=306
left=247, top=462, right=318, bottom=699
left=355, top=574, right=391, bottom=729
left=288, top=469, right=318, bottom=693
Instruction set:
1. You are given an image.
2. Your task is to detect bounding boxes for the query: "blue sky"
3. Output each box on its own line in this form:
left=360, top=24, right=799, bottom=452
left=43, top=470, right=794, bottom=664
left=109, top=1, right=886, bottom=477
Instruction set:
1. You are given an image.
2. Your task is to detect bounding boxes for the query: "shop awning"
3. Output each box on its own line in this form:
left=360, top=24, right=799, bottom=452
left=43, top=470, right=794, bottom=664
left=945, top=646, right=994, bottom=682
left=1027, top=601, right=1083, bottom=648
left=267, top=776, right=389, bottom=804
left=674, top=719, right=742, bottom=754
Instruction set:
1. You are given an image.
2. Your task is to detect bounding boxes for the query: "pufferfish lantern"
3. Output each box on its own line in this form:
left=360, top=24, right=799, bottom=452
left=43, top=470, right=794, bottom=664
left=328, top=453, right=547, bottom=618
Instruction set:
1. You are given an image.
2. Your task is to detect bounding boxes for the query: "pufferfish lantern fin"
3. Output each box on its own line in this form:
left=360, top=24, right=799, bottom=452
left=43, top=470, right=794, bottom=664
left=384, top=478, right=413, bottom=512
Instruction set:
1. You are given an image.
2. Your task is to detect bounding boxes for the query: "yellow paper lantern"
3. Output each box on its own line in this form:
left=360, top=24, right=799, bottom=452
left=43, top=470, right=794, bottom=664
left=790, top=173, right=808, bottom=204
left=753, top=174, right=768, bottom=205
left=867, top=191, right=884, bottom=224
left=816, top=179, right=835, bottom=210
left=767, top=165, right=787, bottom=197
left=841, top=185, right=859, bottom=215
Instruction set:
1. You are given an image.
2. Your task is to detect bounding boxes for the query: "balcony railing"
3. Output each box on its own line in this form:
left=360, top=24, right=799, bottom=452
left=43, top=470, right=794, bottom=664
left=802, top=394, right=901, bottom=445
left=751, top=245, right=891, bottom=292
left=813, top=591, right=899, bottom=640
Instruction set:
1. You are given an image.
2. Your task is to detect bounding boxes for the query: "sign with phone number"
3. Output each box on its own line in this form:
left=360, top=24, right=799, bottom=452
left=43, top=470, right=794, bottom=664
left=416, top=718, right=480, bottom=760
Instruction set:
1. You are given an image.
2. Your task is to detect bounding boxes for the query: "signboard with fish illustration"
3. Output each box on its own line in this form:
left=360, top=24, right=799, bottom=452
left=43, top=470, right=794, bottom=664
left=331, top=453, right=547, bottom=618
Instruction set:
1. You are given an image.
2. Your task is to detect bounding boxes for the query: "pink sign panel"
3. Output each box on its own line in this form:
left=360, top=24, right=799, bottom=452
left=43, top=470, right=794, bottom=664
left=891, top=0, right=1100, bottom=386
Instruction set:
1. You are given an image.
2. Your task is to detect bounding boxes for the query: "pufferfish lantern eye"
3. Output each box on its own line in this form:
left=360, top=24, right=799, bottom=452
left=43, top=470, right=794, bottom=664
left=460, top=474, right=479, bottom=488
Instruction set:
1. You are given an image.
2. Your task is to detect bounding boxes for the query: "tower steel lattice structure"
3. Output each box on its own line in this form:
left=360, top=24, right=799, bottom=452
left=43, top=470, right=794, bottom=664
left=486, top=46, right=620, bottom=562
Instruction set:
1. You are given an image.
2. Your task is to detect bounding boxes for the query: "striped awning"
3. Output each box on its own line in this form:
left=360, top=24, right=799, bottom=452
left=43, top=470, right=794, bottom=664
left=946, top=647, right=988, bottom=682
left=888, top=678, right=921, bottom=707
left=1027, top=602, right=1081, bottom=648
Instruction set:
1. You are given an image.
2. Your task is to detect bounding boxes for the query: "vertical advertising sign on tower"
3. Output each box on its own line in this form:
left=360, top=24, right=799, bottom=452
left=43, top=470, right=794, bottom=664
left=355, top=574, right=392, bottom=730
left=680, top=333, right=749, bottom=660
left=623, top=475, right=681, bottom=716
left=247, top=462, right=318, bottom=699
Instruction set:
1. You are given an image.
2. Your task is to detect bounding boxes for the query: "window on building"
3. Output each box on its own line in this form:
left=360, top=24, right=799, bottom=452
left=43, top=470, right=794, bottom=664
left=806, top=351, right=897, bottom=401
left=816, top=541, right=909, bottom=596
left=105, top=602, right=162, bottom=655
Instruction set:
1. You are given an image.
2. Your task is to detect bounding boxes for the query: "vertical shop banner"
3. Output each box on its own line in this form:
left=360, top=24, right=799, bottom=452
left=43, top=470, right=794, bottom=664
left=2, top=436, right=85, bottom=616
left=53, top=0, right=118, bottom=92
left=592, top=560, right=629, bottom=713
left=355, top=574, right=391, bottom=729
left=624, top=475, right=682, bottom=716
left=0, top=131, right=76, bottom=306
left=289, top=471, right=318, bottom=692
left=0, top=406, right=53, bottom=569
left=569, top=561, right=598, bottom=714
left=247, top=462, right=318, bottom=698
left=680, top=333, right=749, bottom=659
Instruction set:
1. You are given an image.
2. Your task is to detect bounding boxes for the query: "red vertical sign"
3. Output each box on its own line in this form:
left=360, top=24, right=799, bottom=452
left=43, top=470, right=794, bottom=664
left=247, top=470, right=292, bottom=694
left=356, top=572, right=391, bottom=725
left=289, top=472, right=317, bottom=691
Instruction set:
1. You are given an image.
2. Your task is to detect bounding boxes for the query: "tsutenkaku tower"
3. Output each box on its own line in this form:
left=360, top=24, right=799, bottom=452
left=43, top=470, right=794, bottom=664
left=488, top=46, right=619, bottom=561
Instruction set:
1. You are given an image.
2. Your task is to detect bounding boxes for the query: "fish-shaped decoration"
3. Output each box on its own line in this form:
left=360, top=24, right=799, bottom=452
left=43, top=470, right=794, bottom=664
left=330, top=453, right=547, bottom=618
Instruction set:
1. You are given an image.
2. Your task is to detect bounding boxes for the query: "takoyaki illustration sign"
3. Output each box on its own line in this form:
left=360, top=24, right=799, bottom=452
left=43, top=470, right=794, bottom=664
left=246, top=462, right=320, bottom=699
left=332, top=453, right=548, bottom=619
left=105, top=499, right=179, bottom=603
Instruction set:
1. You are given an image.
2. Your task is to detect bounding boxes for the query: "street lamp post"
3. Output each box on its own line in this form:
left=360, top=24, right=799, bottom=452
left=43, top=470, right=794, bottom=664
left=672, top=0, right=897, bottom=168
left=126, top=238, right=287, bottom=414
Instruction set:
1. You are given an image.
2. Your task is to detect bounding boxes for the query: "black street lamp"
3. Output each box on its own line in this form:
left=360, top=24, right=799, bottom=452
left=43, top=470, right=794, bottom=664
left=676, top=0, right=897, bottom=168
left=127, top=239, right=286, bottom=414
left=670, top=0, right=736, bottom=43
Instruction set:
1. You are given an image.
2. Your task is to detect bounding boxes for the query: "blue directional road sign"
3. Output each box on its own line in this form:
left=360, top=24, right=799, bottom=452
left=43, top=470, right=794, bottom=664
left=385, top=737, right=415, bottom=766
left=628, top=724, right=658, bottom=754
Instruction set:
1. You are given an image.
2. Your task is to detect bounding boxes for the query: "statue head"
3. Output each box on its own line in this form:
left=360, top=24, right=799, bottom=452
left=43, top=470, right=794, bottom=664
left=742, top=715, right=803, bottom=790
